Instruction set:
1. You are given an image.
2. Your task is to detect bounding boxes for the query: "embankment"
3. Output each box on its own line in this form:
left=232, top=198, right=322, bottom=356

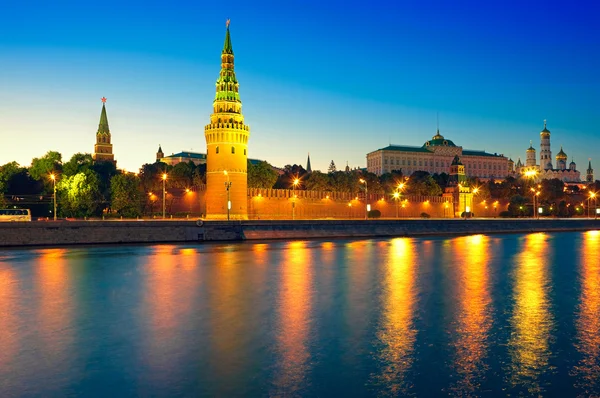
left=0, top=219, right=599, bottom=247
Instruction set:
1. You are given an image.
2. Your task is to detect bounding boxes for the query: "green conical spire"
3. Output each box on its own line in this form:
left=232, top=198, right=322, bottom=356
left=97, top=101, right=109, bottom=135
left=223, top=19, right=233, bottom=54
left=215, top=20, right=240, bottom=103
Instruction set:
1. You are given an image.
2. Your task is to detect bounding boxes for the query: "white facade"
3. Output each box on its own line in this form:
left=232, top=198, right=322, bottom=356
left=366, top=130, right=509, bottom=180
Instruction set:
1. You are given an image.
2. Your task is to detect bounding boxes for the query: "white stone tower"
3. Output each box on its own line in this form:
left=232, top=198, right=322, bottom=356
left=539, top=120, right=552, bottom=170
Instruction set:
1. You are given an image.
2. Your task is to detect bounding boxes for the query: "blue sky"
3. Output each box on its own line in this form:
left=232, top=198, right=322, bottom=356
left=1, top=0, right=598, bottom=173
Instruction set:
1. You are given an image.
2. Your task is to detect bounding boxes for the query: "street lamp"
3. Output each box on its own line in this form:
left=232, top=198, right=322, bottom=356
left=589, top=191, right=596, bottom=219
left=292, top=177, right=299, bottom=220
left=50, top=173, right=57, bottom=221
left=162, top=173, right=167, bottom=219
left=530, top=186, right=541, bottom=219
left=224, top=170, right=232, bottom=221
left=392, top=192, right=400, bottom=218
left=359, top=178, right=368, bottom=220
left=185, top=188, right=192, bottom=216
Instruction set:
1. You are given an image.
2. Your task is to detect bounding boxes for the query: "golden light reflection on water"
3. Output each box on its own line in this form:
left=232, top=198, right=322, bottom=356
left=142, top=244, right=199, bottom=380
left=371, top=238, right=418, bottom=396
left=508, top=233, right=553, bottom=394
left=0, top=267, right=18, bottom=370
left=573, top=230, right=600, bottom=394
left=273, top=240, right=313, bottom=395
left=36, top=248, right=73, bottom=361
left=450, top=234, right=492, bottom=396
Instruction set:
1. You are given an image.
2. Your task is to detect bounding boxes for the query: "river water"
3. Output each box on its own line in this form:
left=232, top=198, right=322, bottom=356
left=1, top=231, right=599, bottom=397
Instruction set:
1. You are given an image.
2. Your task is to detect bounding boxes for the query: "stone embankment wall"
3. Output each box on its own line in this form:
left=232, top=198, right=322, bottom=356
left=0, top=219, right=598, bottom=247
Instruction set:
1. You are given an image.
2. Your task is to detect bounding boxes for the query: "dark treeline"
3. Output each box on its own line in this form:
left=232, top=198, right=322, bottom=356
left=1, top=152, right=598, bottom=218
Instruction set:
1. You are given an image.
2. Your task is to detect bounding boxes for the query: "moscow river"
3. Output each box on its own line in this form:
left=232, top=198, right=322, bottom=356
left=1, top=231, right=600, bottom=397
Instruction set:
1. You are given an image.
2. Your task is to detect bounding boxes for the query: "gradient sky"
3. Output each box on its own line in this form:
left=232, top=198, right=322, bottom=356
left=1, top=0, right=598, bottom=173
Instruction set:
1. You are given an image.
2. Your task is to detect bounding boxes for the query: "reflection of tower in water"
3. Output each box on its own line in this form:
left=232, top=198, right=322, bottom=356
left=573, top=231, right=600, bottom=393
left=272, top=241, right=313, bottom=396
left=507, top=233, right=553, bottom=394
left=449, top=234, right=492, bottom=396
left=370, top=238, right=418, bottom=395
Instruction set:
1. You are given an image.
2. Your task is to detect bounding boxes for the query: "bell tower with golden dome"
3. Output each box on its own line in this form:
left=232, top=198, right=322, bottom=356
left=204, top=20, right=250, bottom=219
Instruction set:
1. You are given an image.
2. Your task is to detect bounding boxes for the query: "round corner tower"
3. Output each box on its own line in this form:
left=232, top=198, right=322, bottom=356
left=204, top=21, right=250, bottom=220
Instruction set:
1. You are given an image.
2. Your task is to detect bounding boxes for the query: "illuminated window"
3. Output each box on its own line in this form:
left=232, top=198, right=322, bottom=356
left=244, top=149, right=246, bottom=155
left=231, top=147, right=235, bottom=154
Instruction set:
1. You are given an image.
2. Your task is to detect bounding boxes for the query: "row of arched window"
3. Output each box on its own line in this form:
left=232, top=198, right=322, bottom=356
left=215, top=146, right=246, bottom=156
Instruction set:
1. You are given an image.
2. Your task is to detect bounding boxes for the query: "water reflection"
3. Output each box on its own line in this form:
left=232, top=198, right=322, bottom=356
left=273, top=241, right=313, bottom=395
left=573, top=231, right=600, bottom=395
left=507, top=233, right=553, bottom=394
left=450, top=235, right=492, bottom=396
left=36, top=249, right=75, bottom=370
left=0, top=267, right=18, bottom=373
left=371, top=238, right=418, bottom=396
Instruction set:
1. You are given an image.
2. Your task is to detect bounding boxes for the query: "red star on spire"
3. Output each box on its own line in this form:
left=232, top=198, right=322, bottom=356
left=101, top=97, right=107, bottom=103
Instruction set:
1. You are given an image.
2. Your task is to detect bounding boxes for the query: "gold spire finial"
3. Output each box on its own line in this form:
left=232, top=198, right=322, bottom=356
left=226, top=19, right=230, bottom=28
left=544, top=119, right=547, bottom=128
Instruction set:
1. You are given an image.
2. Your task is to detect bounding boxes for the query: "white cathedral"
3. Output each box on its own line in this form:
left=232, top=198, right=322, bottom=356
left=513, top=121, right=590, bottom=183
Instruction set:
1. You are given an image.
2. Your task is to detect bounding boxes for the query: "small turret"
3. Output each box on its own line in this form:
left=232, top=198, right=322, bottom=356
left=306, top=153, right=312, bottom=173
left=156, top=145, right=164, bottom=161
left=555, top=146, right=567, bottom=170
left=526, top=141, right=536, bottom=167
left=569, top=157, right=577, bottom=171
left=587, top=159, right=594, bottom=183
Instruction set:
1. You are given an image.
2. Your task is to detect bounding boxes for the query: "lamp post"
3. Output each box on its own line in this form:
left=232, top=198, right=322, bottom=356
left=50, top=173, right=57, bottom=221
left=162, top=173, right=167, bottom=219
left=185, top=188, right=192, bottom=215
left=393, top=192, right=400, bottom=218
left=530, top=185, right=541, bottom=219
left=292, top=178, right=299, bottom=220
left=589, top=192, right=596, bottom=219
left=224, top=170, right=232, bottom=221
left=359, top=178, right=368, bottom=220
left=397, top=182, right=405, bottom=218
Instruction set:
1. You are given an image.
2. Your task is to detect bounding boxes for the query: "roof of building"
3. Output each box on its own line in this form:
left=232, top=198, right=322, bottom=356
left=376, top=145, right=431, bottom=153
left=556, top=146, right=567, bottom=159
left=422, top=130, right=457, bottom=147
left=462, top=149, right=503, bottom=157
left=541, top=120, right=551, bottom=134
left=162, top=151, right=263, bottom=166
left=165, top=152, right=206, bottom=160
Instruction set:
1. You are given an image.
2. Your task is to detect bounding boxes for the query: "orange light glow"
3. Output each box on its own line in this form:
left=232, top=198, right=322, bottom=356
left=508, top=233, right=552, bottom=393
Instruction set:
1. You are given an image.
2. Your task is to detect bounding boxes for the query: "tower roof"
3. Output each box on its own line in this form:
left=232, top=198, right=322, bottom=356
left=306, top=153, right=312, bottom=173
left=588, top=160, right=593, bottom=171
left=157, top=145, right=163, bottom=153
left=526, top=141, right=535, bottom=152
left=423, top=129, right=456, bottom=148
left=541, top=119, right=551, bottom=134
left=556, top=146, right=567, bottom=159
left=97, top=99, right=109, bottom=135
left=223, top=20, right=233, bottom=54
left=451, top=155, right=463, bottom=166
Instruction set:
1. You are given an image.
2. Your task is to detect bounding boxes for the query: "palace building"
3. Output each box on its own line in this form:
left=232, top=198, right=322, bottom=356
left=203, top=21, right=250, bottom=219
left=92, top=97, right=116, bottom=165
left=366, top=129, right=509, bottom=180
left=514, top=121, right=581, bottom=182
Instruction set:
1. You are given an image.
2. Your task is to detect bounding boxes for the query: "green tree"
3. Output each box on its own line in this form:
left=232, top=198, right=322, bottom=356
left=110, top=173, right=143, bottom=218
left=327, top=160, right=337, bottom=174
left=0, top=162, right=22, bottom=207
left=406, top=171, right=442, bottom=196
left=248, top=160, right=278, bottom=189
left=304, top=171, right=331, bottom=191
left=29, top=151, right=62, bottom=181
left=63, top=153, right=94, bottom=177
left=170, top=161, right=196, bottom=188
left=508, top=194, right=529, bottom=217
left=57, top=170, right=101, bottom=217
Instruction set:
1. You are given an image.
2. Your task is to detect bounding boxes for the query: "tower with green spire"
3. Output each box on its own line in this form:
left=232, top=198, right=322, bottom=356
left=92, top=97, right=116, bottom=165
left=204, top=20, right=250, bottom=219
left=587, top=159, right=594, bottom=183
